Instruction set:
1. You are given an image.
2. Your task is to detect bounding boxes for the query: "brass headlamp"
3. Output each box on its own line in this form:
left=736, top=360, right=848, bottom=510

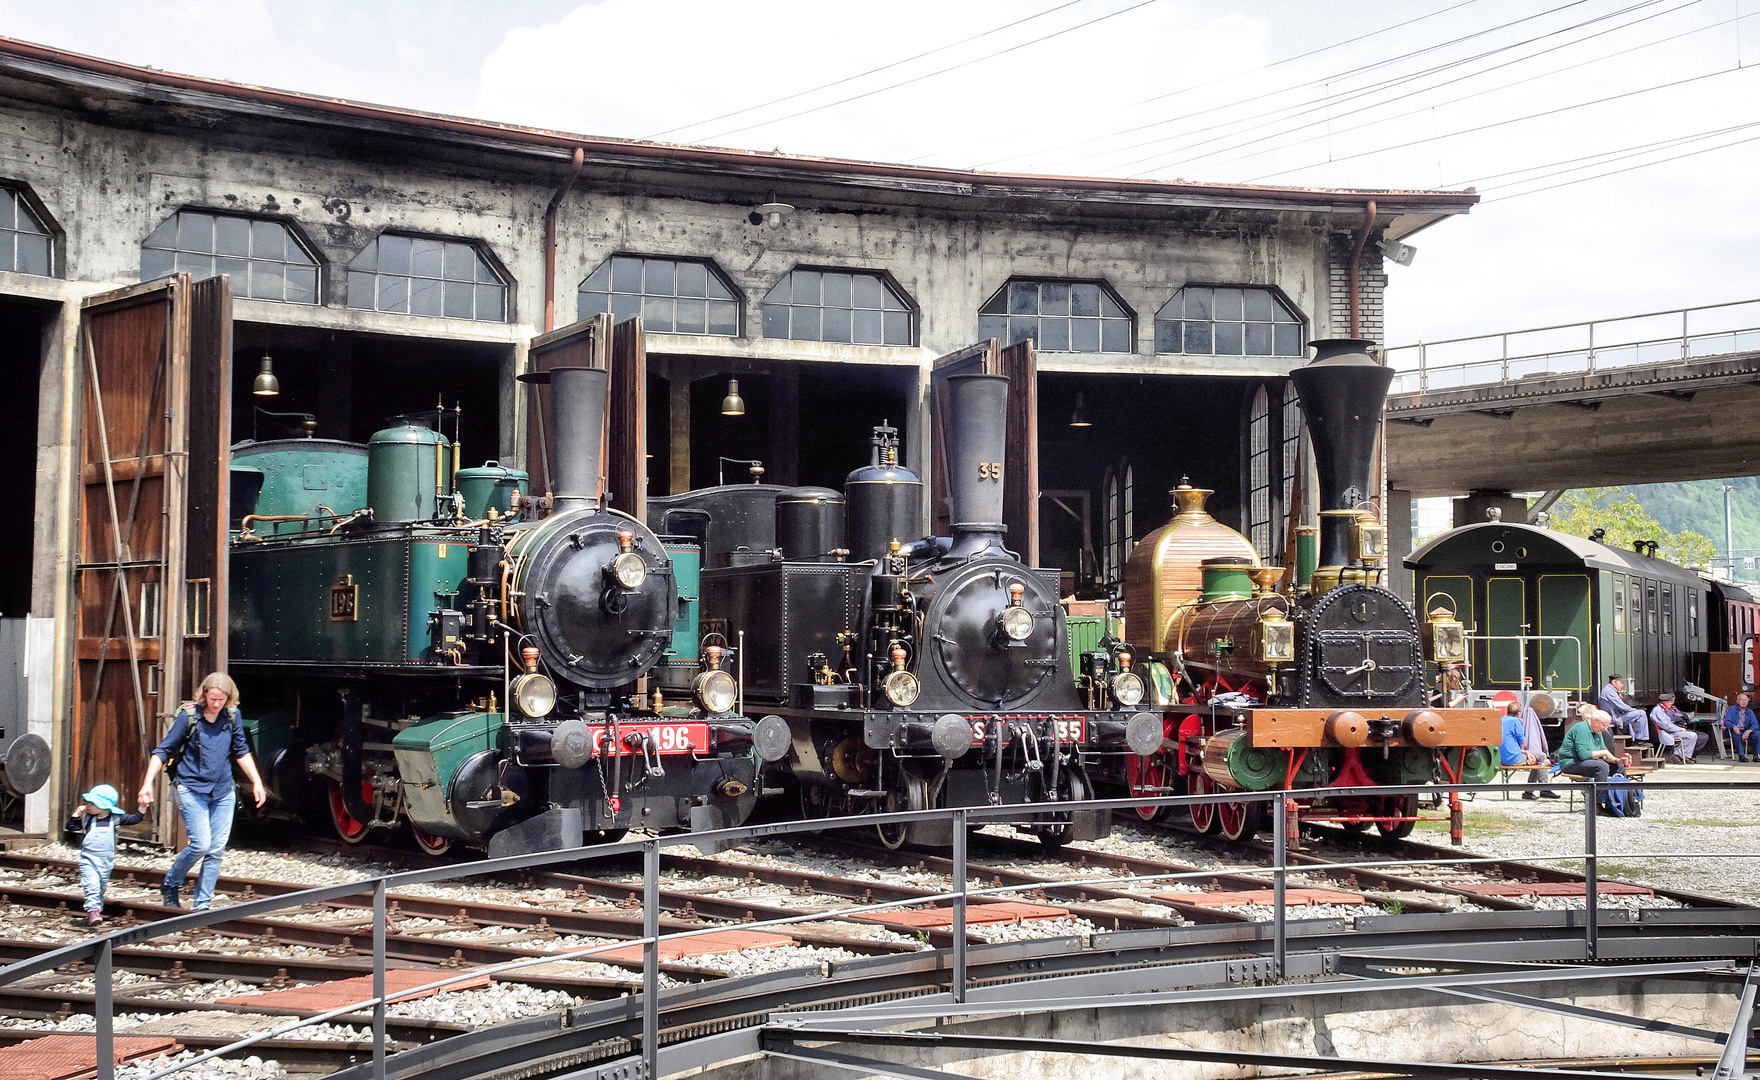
left=1423, top=605, right=1466, bottom=664
left=1258, top=607, right=1295, bottom=663
left=1351, top=513, right=1386, bottom=568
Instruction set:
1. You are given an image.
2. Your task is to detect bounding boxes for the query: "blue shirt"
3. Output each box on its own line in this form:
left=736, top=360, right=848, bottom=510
left=1724, top=705, right=1758, bottom=730
left=152, top=705, right=250, bottom=797
left=1499, top=715, right=1529, bottom=765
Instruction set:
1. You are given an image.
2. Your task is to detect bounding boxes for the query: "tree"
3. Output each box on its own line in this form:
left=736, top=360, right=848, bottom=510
left=1550, top=488, right=1718, bottom=569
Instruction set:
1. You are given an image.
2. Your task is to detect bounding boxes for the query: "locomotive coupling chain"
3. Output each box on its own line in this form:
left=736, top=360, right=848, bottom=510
left=625, top=730, right=664, bottom=779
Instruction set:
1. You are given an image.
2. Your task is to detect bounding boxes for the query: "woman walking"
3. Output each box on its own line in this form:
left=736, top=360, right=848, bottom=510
left=137, top=673, right=267, bottom=910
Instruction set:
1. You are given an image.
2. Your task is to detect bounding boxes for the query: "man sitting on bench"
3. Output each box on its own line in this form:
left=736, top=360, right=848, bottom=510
left=1500, top=698, right=1557, bottom=799
left=1557, top=708, right=1627, bottom=783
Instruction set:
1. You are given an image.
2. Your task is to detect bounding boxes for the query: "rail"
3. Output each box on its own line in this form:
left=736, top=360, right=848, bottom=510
left=4, top=781, right=1756, bottom=1080
left=1387, top=297, right=1760, bottom=394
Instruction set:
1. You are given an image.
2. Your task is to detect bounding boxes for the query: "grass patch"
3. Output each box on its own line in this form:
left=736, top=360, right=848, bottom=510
left=1413, top=810, right=1542, bottom=836
left=1592, top=862, right=1653, bottom=879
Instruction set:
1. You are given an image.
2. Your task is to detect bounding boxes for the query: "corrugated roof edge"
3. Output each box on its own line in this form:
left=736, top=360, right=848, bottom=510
left=0, top=34, right=1480, bottom=214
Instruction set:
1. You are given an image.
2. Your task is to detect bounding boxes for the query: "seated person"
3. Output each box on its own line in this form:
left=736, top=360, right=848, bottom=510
left=1499, top=699, right=1556, bottom=799
left=1556, top=708, right=1628, bottom=783
left=1599, top=674, right=1650, bottom=742
left=1724, top=692, right=1759, bottom=762
left=1649, top=691, right=1707, bottom=764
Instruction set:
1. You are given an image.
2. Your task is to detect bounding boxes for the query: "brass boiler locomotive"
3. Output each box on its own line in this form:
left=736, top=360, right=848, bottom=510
left=1121, top=339, right=1501, bottom=841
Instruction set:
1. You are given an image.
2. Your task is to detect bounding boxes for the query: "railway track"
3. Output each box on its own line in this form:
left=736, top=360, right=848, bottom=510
left=0, top=801, right=1744, bottom=1078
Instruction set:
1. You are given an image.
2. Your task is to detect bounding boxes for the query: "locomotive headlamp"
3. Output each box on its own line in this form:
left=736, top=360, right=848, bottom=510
left=882, top=669, right=921, bottom=707
left=1258, top=608, right=1295, bottom=663
left=1351, top=514, right=1387, bottom=567
left=611, top=530, right=647, bottom=589
left=999, top=582, right=1034, bottom=642
left=1110, top=671, right=1145, bottom=707
left=694, top=669, right=738, bottom=714
left=511, top=673, right=557, bottom=718
left=1424, top=605, right=1466, bottom=664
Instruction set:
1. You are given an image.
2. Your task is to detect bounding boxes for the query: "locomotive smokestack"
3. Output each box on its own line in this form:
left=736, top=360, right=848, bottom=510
left=1287, top=339, right=1391, bottom=580
left=946, top=372, right=1009, bottom=558
left=516, top=364, right=608, bottom=512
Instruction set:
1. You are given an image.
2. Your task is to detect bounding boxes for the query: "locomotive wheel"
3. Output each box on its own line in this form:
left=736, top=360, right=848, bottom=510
left=1375, top=794, right=1418, bottom=840
left=1126, top=754, right=1170, bottom=822
left=410, top=824, right=451, bottom=856
left=327, top=778, right=376, bottom=845
left=1188, top=774, right=1220, bottom=834
left=1218, top=798, right=1263, bottom=842
left=876, top=788, right=911, bottom=851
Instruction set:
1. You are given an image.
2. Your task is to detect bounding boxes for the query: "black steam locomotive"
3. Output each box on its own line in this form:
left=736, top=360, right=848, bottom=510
left=655, top=372, right=1161, bottom=848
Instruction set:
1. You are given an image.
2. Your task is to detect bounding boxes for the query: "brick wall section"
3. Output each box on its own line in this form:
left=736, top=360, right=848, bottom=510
left=1328, top=232, right=1388, bottom=345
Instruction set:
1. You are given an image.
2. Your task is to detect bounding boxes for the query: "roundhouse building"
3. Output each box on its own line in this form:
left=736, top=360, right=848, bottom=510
left=0, top=37, right=1474, bottom=837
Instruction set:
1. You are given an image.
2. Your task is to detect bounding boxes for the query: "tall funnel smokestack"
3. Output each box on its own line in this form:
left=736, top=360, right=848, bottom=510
left=946, top=372, right=1009, bottom=558
left=1287, top=339, right=1391, bottom=578
left=516, top=364, right=608, bottom=513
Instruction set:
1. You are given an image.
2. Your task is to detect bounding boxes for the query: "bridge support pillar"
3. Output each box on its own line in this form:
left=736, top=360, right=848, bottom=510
left=1386, top=486, right=1413, bottom=603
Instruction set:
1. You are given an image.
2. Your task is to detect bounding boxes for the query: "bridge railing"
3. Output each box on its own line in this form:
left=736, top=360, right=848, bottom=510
left=1387, top=297, right=1760, bottom=394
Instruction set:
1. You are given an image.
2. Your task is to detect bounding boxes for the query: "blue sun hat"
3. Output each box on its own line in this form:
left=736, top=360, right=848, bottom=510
left=81, top=784, right=120, bottom=813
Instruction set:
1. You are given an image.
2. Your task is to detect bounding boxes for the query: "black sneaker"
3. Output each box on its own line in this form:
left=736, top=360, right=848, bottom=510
left=1521, top=791, right=1539, bottom=800
left=1539, top=790, right=1561, bottom=799
left=159, top=884, right=180, bottom=908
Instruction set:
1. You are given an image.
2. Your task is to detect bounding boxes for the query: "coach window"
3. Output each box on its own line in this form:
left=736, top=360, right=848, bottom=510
left=1612, top=579, right=1625, bottom=632
left=1689, top=589, right=1699, bottom=642
left=347, top=234, right=507, bottom=322
left=1156, top=285, right=1302, bottom=357
left=0, top=186, right=53, bottom=277
left=979, top=279, right=1131, bottom=353
left=1646, top=584, right=1657, bottom=634
left=142, top=210, right=318, bottom=303
left=581, top=255, right=739, bottom=335
left=1662, top=586, right=1674, bottom=636
left=762, top=268, right=912, bottom=345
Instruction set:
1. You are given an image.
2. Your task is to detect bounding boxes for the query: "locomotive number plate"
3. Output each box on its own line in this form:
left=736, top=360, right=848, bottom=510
left=587, top=722, right=709, bottom=756
left=329, top=575, right=358, bottom=622
left=967, top=717, right=1086, bottom=744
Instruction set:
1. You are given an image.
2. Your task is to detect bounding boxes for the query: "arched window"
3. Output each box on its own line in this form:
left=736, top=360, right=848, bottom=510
left=762, top=268, right=912, bottom=345
left=1156, top=285, right=1302, bottom=356
left=1247, top=385, right=1272, bottom=559
left=978, top=279, right=1131, bottom=353
left=1104, top=468, right=1120, bottom=584
left=1, top=187, right=51, bottom=277
left=580, top=255, right=739, bottom=335
left=141, top=211, right=317, bottom=303
left=1280, top=388, right=1302, bottom=552
left=347, top=234, right=506, bottom=322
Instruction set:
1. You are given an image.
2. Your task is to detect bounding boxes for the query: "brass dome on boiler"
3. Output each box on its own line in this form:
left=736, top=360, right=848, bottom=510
left=1123, top=481, right=1262, bottom=655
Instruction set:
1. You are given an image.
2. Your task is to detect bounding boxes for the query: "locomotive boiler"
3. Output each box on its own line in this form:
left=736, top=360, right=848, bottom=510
left=1119, top=339, right=1502, bottom=840
left=232, top=365, right=772, bottom=857
left=672, top=373, right=1162, bottom=849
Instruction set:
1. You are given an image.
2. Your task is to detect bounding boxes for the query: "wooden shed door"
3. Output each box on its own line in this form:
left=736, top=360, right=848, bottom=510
left=524, top=313, right=646, bottom=515
left=73, top=275, right=231, bottom=842
left=929, top=338, right=1038, bottom=565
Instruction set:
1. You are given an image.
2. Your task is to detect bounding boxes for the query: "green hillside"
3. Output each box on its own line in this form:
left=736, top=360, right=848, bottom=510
left=1624, top=476, right=1760, bottom=582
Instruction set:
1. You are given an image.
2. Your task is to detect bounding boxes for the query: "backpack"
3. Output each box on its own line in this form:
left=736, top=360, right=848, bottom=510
left=1599, top=778, right=1644, bottom=818
left=166, top=704, right=234, bottom=783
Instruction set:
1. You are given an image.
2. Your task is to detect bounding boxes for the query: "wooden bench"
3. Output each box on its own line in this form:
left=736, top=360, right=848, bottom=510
left=1495, top=762, right=1548, bottom=799
left=1560, top=768, right=1649, bottom=812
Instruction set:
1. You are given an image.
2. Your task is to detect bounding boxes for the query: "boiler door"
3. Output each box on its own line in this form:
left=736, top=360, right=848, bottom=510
left=929, top=569, right=1058, bottom=709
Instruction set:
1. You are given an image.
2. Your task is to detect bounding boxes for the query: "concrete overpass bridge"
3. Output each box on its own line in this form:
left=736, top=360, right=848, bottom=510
left=1385, top=298, right=1760, bottom=498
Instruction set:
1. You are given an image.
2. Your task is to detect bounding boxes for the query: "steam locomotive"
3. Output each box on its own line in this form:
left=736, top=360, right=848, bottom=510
left=231, top=366, right=777, bottom=857
left=1113, top=339, right=1502, bottom=840
left=651, top=373, right=1162, bottom=848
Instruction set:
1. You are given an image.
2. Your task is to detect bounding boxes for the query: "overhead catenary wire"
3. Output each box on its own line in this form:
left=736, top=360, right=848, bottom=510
left=1103, top=0, right=1698, bottom=179
left=932, top=0, right=1487, bottom=168
left=1452, top=118, right=1760, bottom=187
left=688, top=0, right=1162, bottom=145
left=1481, top=127, right=1760, bottom=201
left=644, top=0, right=1088, bottom=140
left=1133, top=0, right=1741, bottom=180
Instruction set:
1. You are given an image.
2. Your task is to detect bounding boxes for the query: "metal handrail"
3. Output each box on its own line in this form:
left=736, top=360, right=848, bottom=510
left=9, top=780, right=1755, bottom=1080
left=1386, top=296, right=1760, bottom=393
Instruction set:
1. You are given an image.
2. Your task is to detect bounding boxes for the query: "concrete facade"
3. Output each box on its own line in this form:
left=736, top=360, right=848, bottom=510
left=0, top=40, right=1472, bottom=828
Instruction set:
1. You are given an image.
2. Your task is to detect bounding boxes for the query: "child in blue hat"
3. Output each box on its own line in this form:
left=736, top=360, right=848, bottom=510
left=65, top=784, right=143, bottom=926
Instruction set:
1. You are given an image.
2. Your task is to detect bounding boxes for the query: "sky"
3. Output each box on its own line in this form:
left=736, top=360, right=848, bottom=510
left=2, top=0, right=1757, bottom=352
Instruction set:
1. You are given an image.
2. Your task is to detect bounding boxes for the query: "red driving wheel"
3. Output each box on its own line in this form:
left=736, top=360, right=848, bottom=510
left=1126, top=754, right=1170, bottom=822
left=1189, top=773, right=1220, bottom=834
left=327, top=778, right=374, bottom=844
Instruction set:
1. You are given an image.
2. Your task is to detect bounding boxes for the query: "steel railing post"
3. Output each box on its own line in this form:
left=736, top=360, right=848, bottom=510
left=1419, top=342, right=1428, bottom=391
left=96, top=940, right=113, bottom=1080
left=952, top=808, right=968, bottom=1004
left=1682, top=309, right=1689, bottom=360
left=1272, top=793, right=1287, bottom=980
left=1501, top=333, right=1509, bottom=383
left=1584, top=781, right=1599, bottom=960
left=373, top=879, right=386, bottom=1080
left=643, top=840, right=660, bottom=1078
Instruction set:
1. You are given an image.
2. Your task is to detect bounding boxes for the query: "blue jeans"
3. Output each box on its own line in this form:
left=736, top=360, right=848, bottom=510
left=1726, top=727, right=1760, bottom=756
left=78, top=820, right=119, bottom=913
left=165, top=785, right=235, bottom=909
